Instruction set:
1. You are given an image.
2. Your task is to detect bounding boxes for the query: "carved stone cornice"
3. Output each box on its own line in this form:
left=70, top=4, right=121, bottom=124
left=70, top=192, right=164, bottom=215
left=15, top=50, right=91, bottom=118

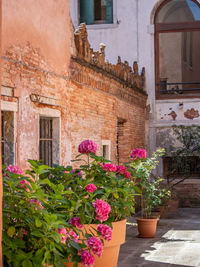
left=73, top=23, right=145, bottom=92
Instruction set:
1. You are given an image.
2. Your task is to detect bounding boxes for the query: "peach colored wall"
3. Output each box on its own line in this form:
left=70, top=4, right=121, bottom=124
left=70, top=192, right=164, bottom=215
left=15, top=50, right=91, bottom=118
left=2, top=0, right=72, bottom=170
left=2, top=0, right=71, bottom=75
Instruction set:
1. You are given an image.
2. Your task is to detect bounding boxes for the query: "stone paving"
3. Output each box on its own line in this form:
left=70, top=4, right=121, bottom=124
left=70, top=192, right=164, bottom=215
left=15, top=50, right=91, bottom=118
left=118, top=208, right=200, bottom=267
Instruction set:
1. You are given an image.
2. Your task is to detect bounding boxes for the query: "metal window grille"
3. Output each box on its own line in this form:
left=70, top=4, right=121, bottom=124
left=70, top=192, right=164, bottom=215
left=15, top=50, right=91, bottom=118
left=39, top=117, right=53, bottom=166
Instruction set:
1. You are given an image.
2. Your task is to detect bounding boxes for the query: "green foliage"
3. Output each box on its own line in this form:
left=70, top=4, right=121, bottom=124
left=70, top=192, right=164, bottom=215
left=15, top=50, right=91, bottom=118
left=40, top=152, right=138, bottom=224
left=127, top=149, right=170, bottom=218
left=3, top=165, right=78, bottom=266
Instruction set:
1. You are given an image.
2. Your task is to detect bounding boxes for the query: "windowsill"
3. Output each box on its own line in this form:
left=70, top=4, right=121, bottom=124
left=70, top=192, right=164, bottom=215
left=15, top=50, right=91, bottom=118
left=85, top=23, right=119, bottom=30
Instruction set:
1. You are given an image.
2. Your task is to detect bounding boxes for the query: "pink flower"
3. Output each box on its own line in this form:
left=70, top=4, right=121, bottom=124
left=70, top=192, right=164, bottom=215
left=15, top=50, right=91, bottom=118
left=18, top=228, right=27, bottom=239
left=116, top=165, right=127, bottom=174
left=18, top=179, right=32, bottom=192
left=85, top=184, right=97, bottom=193
left=116, top=165, right=131, bottom=178
left=58, top=227, right=68, bottom=244
left=92, top=199, right=111, bottom=222
left=97, top=224, right=112, bottom=241
left=29, top=199, right=43, bottom=210
left=67, top=230, right=79, bottom=243
left=69, top=217, right=83, bottom=229
left=78, top=140, right=98, bottom=154
left=23, top=229, right=27, bottom=235
left=87, top=236, right=103, bottom=257
left=6, top=165, right=22, bottom=175
left=72, top=169, right=83, bottom=177
left=101, top=163, right=117, bottom=172
left=81, top=250, right=95, bottom=267
left=124, top=171, right=131, bottom=179
left=131, top=148, right=146, bottom=159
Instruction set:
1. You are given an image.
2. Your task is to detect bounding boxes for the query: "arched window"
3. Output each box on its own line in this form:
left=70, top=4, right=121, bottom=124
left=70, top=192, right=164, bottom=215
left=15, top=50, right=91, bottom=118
left=155, top=0, right=200, bottom=99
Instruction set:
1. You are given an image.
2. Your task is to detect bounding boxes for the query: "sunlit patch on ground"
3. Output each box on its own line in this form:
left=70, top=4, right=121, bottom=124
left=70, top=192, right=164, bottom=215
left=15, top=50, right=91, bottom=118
left=141, top=230, right=200, bottom=266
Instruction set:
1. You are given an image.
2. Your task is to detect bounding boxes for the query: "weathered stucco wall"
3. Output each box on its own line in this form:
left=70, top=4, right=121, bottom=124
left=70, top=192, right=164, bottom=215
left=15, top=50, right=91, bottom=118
left=2, top=0, right=72, bottom=170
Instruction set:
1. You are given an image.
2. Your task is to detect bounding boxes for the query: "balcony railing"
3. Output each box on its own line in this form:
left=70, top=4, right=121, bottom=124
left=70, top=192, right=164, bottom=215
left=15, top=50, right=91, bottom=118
left=157, top=81, right=200, bottom=95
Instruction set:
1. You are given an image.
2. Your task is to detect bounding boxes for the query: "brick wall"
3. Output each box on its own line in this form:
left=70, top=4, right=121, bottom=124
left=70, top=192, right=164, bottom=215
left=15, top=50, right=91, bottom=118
left=70, top=59, right=147, bottom=164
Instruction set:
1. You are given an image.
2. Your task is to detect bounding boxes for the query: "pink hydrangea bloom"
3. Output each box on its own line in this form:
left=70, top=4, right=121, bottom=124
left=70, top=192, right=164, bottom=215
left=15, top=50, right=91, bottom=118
left=124, top=171, right=131, bottom=179
left=116, top=165, right=131, bottom=178
left=58, top=227, right=68, bottom=244
left=29, top=199, right=43, bottom=210
left=97, top=224, right=113, bottom=241
left=131, top=148, right=146, bottom=159
left=85, top=184, right=97, bottom=193
left=19, top=179, right=32, bottom=192
left=116, top=165, right=127, bottom=174
left=78, top=140, right=98, bottom=154
left=87, top=236, right=103, bottom=257
left=81, top=250, right=95, bottom=267
left=67, top=230, right=79, bottom=243
left=92, top=199, right=111, bottom=222
left=69, top=217, right=83, bottom=229
left=101, top=163, right=117, bottom=172
left=6, top=165, right=22, bottom=175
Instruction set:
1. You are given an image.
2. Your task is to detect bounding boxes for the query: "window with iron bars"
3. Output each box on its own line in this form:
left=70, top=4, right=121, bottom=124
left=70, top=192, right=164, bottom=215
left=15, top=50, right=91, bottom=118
left=39, top=117, right=53, bottom=166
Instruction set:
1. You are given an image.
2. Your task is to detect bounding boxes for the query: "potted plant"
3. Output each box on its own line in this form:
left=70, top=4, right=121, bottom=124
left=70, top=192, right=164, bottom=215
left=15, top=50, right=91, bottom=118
left=127, top=148, right=169, bottom=238
left=36, top=139, right=139, bottom=267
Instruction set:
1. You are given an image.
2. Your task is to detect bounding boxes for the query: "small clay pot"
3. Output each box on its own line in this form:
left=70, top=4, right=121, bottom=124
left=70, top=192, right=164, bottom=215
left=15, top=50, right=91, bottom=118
left=136, top=217, right=158, bottom=238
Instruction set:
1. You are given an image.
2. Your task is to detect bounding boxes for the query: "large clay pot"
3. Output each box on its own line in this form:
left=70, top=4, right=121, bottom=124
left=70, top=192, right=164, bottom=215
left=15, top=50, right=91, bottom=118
left=136, top=217, right=158, bottom=238
left=66, top=219, right=126, bottom=267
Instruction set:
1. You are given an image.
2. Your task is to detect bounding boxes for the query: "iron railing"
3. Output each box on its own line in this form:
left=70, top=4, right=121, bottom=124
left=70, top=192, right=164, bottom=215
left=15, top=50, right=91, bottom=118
left=157, top=81, right=200, bottom=94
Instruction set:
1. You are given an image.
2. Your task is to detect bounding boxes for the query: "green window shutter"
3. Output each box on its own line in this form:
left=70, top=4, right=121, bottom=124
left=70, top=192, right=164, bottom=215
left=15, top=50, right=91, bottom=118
left=80, top=0, right=94, bottom=25
left=106, top=0, right=113, bottom=24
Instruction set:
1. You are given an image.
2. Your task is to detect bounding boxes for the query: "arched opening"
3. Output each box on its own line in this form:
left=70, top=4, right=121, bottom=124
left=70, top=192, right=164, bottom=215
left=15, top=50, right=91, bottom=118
left=154, top=0, right=200, bottom=99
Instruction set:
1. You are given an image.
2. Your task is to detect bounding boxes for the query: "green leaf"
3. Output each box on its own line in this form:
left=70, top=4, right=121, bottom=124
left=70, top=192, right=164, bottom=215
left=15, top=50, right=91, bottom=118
left=35, top=218, right=42, bottom=228
left=51, top=232, right=61, bottom=243
left=70, top=240, right=82, bottom=250
left=22, top=259, right=33, bottom=267
left=31, top=230, right=43, bottom=237
left=7, top=226, right=15, bottom=237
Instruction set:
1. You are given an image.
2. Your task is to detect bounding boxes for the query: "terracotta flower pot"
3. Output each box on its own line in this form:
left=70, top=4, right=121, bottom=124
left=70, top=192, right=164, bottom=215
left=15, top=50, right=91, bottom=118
left=66, top=219, right=126, bottom=267
left=136, top=217, right=158, bottom=238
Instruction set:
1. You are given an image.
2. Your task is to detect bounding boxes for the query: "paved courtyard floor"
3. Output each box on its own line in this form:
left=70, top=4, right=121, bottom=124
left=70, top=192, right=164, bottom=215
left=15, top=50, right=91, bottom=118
left=118, top=208, right=200, bottom=267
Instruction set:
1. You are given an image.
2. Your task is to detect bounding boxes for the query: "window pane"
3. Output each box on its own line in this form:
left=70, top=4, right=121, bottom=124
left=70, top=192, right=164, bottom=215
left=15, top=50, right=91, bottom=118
left=80, top=0, right=94, bottom=25
left=156, top=0, right=200, bottom=23
left=158, top=31, right=200, bottom=93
